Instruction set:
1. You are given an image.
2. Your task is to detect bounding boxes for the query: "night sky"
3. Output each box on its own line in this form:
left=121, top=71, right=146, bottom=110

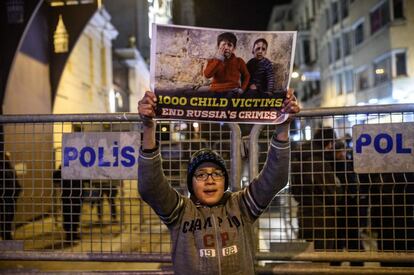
left=194, top=0, right=291, bottom=31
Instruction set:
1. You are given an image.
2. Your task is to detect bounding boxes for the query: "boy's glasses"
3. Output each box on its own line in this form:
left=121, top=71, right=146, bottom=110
left=194, top=171, right=224, bottom=181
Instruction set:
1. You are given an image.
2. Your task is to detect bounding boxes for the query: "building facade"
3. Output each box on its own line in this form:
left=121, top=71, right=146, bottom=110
left=269, top=0, right=413, bottom=108
left=103, top=0, right=153, bottom=113
left=2, top=1, right=118, bottom=224
left=53, top=7, right=118, bottom=114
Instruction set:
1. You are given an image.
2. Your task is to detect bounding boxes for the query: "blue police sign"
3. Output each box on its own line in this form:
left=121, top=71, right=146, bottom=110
left=62, top=132, right=140, bottom=179
left=353, top=123, right=414, bottom=173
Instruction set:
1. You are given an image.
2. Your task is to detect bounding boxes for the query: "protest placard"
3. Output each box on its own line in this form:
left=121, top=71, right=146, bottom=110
left=151, top=24, right=296, bottom=123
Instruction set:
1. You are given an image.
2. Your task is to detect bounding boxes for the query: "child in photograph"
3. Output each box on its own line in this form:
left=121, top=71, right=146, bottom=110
left=246, top=38, right=275, bottom=96
left=203, top=32, right=250, bottom=95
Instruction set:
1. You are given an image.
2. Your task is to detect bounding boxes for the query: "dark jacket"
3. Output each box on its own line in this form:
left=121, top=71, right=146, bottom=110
left=290, top=142, right=344, bottom=248
left=1, top=159, right=21, bottom=198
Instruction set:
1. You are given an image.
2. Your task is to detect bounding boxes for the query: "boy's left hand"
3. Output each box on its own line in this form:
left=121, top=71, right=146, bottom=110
left=272, top=88, right=300, bottom=140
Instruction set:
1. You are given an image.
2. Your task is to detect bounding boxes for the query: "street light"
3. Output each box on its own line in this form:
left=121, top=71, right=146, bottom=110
left=291, top=71, right=299, bottom=78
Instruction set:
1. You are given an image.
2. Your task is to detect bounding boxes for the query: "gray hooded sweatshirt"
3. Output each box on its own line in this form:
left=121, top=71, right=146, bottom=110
left=138, top=139, right=290, bottom=274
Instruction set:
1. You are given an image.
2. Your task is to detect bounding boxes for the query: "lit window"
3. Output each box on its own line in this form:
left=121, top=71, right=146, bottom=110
left=373, top=56, right=391, bottom=85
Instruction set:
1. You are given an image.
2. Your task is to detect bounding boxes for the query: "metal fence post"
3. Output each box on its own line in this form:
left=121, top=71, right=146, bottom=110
left=229, top=123, right=242, bottom=191
left=249, top=124, right=264, bottom=181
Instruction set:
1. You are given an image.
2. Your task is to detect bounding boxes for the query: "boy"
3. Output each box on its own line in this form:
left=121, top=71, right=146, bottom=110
left=246, top=38, right=275, bottom=96
left=203, top=32, right=250, bottom=95
left=137, top=89, right=299, bottom=274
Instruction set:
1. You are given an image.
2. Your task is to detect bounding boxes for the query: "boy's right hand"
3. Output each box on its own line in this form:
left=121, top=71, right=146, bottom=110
left=214, top=42, right=226, bottom=60
left=138, top=91, right=157, bottom=127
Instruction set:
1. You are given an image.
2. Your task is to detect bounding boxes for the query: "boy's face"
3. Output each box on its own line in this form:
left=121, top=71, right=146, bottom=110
left=192, top=162, right=225, bottom=206
left=218, top=40, right=235, bottom=59
left=253, top=41, right=267, bottom=60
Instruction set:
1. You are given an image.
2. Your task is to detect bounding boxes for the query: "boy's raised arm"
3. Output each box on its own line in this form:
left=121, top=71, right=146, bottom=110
left=137, top=91, right=183, bottom=225
left=240, top=89, right=300, bottom=220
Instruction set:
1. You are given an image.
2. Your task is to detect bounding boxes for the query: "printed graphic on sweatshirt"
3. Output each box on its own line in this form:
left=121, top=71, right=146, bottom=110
left=199, top=245, right=238, bottom=258
left=182, top=215, right=244, bottom=234
left=184, top=214, right=242, bottom=258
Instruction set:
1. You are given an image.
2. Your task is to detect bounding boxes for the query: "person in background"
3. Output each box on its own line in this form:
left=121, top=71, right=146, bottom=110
left=93, top=180, right=118, bottom=223
left=0, top=153, right=21, bottom=240
left=53, top=165, right=87, bottom=243
left=291, top=127, right=344, bottom=265
left=137, top=88, right=299, bottom=274
left=334, top=140, right=364, bottom=266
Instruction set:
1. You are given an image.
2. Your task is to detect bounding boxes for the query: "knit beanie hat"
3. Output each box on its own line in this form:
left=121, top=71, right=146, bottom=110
left=187, top=148, right=229, bottom=195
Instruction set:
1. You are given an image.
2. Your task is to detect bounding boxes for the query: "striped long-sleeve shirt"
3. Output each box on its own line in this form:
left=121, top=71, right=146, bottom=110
left=246, top=57, right=275, bottom=94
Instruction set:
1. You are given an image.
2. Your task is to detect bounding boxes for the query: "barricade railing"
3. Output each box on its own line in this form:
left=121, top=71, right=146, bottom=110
left=250, top=103, right=414, bottom=272
left=0, top=104, right=414, bottom=273
left=0, top=114, right=238, bottom=261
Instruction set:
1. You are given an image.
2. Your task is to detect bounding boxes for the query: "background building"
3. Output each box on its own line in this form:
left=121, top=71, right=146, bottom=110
left=103, top=0, right=152, bottom=113
left=53, top=7, right=118, bottom=114
left=1, top=0, right=118, bottom=224
left=269, top=0, right=414, bottom=109
left=104, top=0, right=178, bottom=112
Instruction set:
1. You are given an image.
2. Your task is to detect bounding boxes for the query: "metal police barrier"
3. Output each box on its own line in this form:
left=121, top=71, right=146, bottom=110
left=251, top=104, right=414, bottom=274
left=0, top=114, right=238, bottom=269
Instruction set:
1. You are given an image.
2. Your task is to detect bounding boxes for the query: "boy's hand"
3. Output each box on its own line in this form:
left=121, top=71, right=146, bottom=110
left=138, top=91, right=157, bottom=127
left=273, top=88, right=300, bottom=140
left=218, top=41, right=226, bottom=54
left=281, top=88, right=300, bottom=116
left=214, top=43, right=226, bottom=60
